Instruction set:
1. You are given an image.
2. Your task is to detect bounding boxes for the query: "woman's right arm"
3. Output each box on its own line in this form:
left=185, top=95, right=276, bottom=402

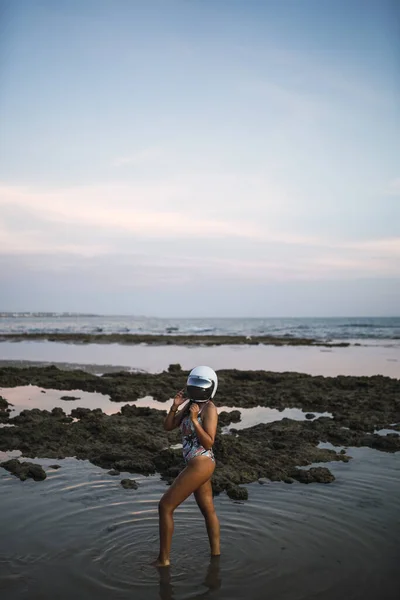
left=163, top=390, right=188, bottom=431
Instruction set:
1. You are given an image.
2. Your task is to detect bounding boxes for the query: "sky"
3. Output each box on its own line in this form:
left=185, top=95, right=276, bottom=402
left=0, top=0, right=399, bottom=317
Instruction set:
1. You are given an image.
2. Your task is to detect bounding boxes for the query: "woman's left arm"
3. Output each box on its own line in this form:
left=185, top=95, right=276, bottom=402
left=190, top=403, right=218, bottom=450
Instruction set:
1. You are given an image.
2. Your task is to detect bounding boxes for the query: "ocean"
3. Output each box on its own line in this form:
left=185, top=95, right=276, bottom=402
left=1, top=313, right=399, bottom=342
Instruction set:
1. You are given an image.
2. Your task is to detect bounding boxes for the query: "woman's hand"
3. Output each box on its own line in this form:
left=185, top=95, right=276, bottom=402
left=189, top=402, right=200, bottom=422
left=172, top=389, right=186, bottom=409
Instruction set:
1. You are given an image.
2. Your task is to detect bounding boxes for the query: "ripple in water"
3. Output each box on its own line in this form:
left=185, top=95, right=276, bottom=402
left=1, top=446, right=400, bottom=600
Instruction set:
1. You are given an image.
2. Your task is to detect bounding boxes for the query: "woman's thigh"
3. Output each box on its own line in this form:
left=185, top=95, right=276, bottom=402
left=194, top=479, right=215, bottom=515
left=160, top=457, right=215, bottom=512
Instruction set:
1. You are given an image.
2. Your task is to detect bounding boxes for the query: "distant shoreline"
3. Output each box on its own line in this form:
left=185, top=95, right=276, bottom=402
left=0, top=332, right=350, bottom=348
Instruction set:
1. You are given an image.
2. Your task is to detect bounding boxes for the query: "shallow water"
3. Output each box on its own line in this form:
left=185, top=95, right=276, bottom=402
left=1, top=371, right=400, bottom=599
left=134, top=397, right=333, bottom=429
left=0, top=386, right=332, bottom=427
left=1, top=340, right=399, bottom=377
left=1, top=446, right=399, bottom=600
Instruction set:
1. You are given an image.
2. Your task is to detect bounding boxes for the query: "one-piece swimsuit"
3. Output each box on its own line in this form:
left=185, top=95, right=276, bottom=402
left=180, top=403, right=215, bottom=464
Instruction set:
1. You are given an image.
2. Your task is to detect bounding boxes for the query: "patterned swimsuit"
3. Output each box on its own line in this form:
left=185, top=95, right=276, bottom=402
left=180, top=404, right=215, bottom=464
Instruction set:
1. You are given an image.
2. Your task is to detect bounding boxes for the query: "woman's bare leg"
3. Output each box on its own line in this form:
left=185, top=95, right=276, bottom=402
left=194, top=479, right=220, bottom=556
left=156, top=456, right=215, bottom=567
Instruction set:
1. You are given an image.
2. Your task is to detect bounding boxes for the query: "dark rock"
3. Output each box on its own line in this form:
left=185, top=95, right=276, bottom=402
left=60, top=395, right=81, bottom=401
left=0, top=395, right=12, bottom=422
left=370, top=434, right=400, bottom=452
left=153, top=449, right=185, bottom=481
left=51, top=407, right=67, bottom=418
left=119, top=404, right=166, bottom=418
left=0, top=396, right=11, bottom=410
left=1, top=365, right=398, bottom=428
left=226, top=484, right=248, bottom=500
left=168, top=363, right=182, bottom=373
left=1, top=459, right=46, bottom=481
left=120, top=478, right=138, bottom=489
left=218, top=410, right=241, bottom=427
left=1, top=364, right=400, bottom=500
left=0, top=332, right=350, bottom=347
left=108, top=469, right=120, bottom=476
left=305, top=413, right=316, bottom=419
left=258, top=478, right=269, bottom=485
left=48, top=464, right=61, bottom=469
left=291, top=467, right=335, bottom=484
left=70, top=407, right=95, bottom=419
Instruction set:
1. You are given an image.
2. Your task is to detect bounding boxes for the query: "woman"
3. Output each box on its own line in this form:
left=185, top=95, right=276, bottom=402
left=154, top=366, right=220, bottom=567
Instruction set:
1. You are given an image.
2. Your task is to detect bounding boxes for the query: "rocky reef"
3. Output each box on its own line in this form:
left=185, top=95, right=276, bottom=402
left=0, top=365, right=399, bottom=500
left=0, top=332, right=349, bottom=347
left=0, top=396, right=12, bottom=422
left=0, top=458, right=46, bottom=481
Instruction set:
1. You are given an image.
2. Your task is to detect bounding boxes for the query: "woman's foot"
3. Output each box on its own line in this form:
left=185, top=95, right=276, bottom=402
left=152, top=557, right=171, bottom=567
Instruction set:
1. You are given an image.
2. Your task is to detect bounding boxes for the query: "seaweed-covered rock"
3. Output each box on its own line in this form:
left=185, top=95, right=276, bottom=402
left=226, top=484, right=248, bottom=501
left=291, top=467, right=335, bottom=484
left=218, top=410, right=241, bottom=427
left=0, top=396, right=12, bottom=422
left=0, top=332, right=350, bottom=347
left=1, top=459, right=46, bottom=481
left=70, top=407, right=102, bottom=420
left=0, top=396, right=10, bottom=410
left=1, top=365, right=400, bottom=500
left=0, top=365, right=399, bottom=434
left=168, top=364, right=182, bottom=373
left=369, top=433, right=400, bottom=452
left=121, top=478, right=138, bottom=489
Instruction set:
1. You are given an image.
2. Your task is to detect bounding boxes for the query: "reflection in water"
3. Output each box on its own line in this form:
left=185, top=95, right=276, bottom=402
left=0, top=385, right=117, bottom=416
left=158, top=566, right=174, bottom=600
left=157, top=556, right=221, bottom=600
left=201, top=556, right=222, bottom=596
left=0, top=386, right=332, bottom=429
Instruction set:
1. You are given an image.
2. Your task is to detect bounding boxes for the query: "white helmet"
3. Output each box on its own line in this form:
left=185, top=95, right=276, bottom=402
left=186, top=365, right=218, bottom=402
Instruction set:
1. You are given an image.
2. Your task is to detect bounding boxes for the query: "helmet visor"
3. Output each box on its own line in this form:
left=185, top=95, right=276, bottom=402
left=186, top=376, right=214, bottom=402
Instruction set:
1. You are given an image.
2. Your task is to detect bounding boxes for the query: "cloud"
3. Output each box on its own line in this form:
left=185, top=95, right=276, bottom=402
left=344, top=238, right=400, bottom=255
left=0, top=178, right=310, bottom=243
left=0, top=178, right=399, bottom=283
left=0, top=225, right=110, bottom=257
